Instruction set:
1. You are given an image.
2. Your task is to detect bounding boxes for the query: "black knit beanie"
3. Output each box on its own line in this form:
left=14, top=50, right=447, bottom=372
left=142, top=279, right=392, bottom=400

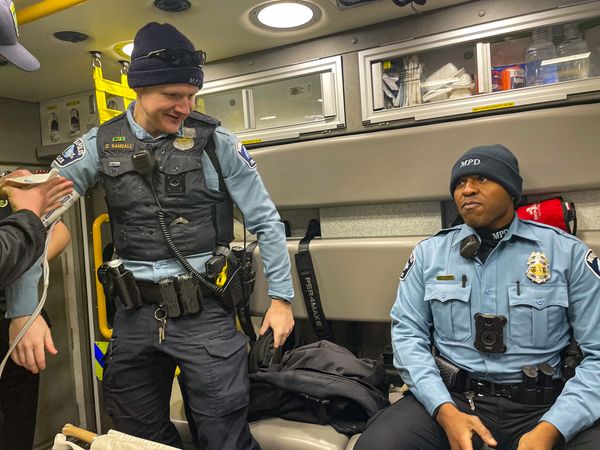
left=449, top=144, right=523, bottom=204
left=127, top=22, right=203, bottom=88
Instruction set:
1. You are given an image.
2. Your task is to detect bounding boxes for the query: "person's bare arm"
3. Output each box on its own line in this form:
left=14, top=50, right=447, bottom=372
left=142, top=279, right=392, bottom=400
left=47, top=221, right=71, bottom=260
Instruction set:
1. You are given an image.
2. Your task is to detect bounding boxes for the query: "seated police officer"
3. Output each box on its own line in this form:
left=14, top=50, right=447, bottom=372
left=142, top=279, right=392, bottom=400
left=355, top=145, right=600, bottom=450
left=8, top=22, right=294, bottom=450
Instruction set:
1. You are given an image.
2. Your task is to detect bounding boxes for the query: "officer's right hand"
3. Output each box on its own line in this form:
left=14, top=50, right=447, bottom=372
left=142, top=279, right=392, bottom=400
left=436, top=403, right=497, bottom=450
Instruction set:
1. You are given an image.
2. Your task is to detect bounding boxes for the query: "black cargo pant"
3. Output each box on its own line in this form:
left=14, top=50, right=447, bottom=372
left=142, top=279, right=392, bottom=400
left=355, top=392, right=600, bottom=450
left=103, top=296, right=260, bottom=450
left=0, top=317, right=40, bottom=450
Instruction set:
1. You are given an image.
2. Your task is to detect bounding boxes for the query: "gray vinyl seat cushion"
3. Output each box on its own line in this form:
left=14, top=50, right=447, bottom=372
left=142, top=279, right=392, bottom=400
left=171, top=379, right=403, bottom=450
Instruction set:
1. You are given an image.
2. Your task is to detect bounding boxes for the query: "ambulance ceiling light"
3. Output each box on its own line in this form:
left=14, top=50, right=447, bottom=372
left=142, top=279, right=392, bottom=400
left=114, top=41, right=134, bottom=59
left=251, top=1, right=321, bottom=30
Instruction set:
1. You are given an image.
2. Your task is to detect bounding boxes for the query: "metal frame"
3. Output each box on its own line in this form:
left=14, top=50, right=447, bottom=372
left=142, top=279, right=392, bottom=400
left=80, top=198, right=103, bottom=433
left=358, top=1, right=600, bottom=124
left=199, top=56, right=345, bottom=143
left=61, top=202, right=91, bottom=429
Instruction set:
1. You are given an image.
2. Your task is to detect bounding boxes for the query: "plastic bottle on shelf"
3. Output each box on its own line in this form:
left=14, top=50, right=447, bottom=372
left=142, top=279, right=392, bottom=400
left=525, top=27, right=558, bottom=86
left=557, top=23, right=590, bottom=82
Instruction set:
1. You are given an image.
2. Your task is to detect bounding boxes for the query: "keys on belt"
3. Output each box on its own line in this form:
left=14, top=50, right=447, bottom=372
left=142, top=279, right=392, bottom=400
left=154, top=306, right=167, bottom=344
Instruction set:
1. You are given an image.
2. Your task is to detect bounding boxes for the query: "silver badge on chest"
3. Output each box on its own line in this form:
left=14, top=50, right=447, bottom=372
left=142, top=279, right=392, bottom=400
left=174, top=137, right=194, bottom=151
left=526, top=251, right=551, bottom=284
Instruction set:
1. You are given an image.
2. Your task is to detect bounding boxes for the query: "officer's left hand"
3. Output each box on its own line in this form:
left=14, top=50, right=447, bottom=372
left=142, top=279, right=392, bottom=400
left=9, top=315, right=58, bottom=374
left=517, top=421, right=561, bottom=450
left=260, top=298, right=294, bottom=348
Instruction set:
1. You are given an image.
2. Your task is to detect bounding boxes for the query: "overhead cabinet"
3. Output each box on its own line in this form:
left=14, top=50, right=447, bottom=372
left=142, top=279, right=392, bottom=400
left=359, top=2, right=600, bottom=124
left=196, top=56, right=345, bottom=144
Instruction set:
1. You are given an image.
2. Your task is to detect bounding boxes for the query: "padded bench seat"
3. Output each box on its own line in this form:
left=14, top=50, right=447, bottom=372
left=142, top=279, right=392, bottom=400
left=171, top=381, right=402, bottom=450
left=251, top=418, right=350, bottom=450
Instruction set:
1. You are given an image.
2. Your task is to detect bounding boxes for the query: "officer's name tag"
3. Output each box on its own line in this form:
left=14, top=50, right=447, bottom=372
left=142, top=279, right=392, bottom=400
left=436, top=275, right=455, bottom=281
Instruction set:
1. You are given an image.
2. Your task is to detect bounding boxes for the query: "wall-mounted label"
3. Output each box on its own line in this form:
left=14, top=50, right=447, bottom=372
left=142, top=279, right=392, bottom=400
left=472, top=102, right=515, bottom=113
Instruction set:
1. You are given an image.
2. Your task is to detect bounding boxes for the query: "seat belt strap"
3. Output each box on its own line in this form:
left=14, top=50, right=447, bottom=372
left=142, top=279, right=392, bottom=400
left=204, top=134, right=226, bottom=193
left=295, top=220, right=334, bottom=341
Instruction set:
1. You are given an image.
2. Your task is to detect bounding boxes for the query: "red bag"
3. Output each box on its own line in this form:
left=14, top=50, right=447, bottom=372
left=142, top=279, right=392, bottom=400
left=516, top=197, right=577, bottom=235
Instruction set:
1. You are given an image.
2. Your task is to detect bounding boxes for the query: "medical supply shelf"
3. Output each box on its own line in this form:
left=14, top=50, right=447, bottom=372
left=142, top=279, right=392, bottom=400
left=358, top=1, right=600, bottom=125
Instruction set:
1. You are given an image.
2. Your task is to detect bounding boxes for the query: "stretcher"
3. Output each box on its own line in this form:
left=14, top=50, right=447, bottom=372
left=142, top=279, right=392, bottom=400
left=53, top=424, right=180, bottom=450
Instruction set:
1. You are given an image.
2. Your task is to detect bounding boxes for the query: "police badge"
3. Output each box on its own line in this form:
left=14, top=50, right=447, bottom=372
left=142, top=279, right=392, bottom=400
left=526, top=251, right=551, bottom=284
left=174, top=137, right=194, bottom=151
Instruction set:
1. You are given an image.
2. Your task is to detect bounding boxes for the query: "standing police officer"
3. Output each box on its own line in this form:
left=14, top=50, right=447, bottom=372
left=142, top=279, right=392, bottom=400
left=355, top=145, right=600, bottom=450
left=8, top=21, right=294, bottom=450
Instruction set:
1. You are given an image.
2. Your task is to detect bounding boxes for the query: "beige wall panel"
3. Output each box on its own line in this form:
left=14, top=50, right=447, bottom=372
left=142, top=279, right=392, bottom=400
left=253, top=103, right=600, bottom=208
left=250, top=236, right=422, bottom=322
left=0, top=97, right=42, bottom=165
left=249, top=231, right=600, bottom=322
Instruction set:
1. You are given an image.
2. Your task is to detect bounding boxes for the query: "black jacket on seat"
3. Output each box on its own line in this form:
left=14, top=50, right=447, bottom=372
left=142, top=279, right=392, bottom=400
left=249, top=339, right=390, bottom=435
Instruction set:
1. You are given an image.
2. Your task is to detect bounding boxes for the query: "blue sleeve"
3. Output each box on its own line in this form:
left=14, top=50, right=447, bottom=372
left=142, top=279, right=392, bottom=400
left=5, top=256, right=42, bottom=318
left=391, top=244, right=454, bottom=416
left=213, top=128, right=294, bottom=301
left=540, top=243, right=600, bottom=441
left=5, top=130, right=100, bottom=317
left=51, top=128, right=101, bottom=195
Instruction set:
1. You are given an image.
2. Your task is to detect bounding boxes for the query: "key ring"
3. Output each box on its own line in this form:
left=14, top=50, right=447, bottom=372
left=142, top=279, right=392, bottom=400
left=154, top=306, right=167, bottom=321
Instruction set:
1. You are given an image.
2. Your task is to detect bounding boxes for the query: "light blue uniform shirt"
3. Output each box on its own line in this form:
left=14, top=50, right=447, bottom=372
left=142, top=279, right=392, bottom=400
left=392, top=216, right=600, bottom=442
left=6, top=104, right=293, bottom=317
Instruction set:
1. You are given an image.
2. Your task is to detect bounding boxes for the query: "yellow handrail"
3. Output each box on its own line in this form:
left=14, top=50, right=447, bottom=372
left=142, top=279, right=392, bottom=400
left=92, top=62, right=136, bottom=125
left=16, top=0, right=88, bottom=26
left=92, top=213, right=112, bottom=339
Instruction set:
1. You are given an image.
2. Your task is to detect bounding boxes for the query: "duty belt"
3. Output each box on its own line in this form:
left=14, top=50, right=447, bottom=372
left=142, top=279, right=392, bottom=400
left=137, top=280, right=212, bottom=304
left=435, top=354, right=563, bottom=406
left=467, top=378, right=520, bottom=399
left=450, top=376, right=563, bottom=406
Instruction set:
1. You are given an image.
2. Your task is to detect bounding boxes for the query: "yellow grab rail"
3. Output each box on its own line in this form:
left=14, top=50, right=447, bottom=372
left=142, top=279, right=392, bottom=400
left=92, top=213, right=112, bottom=339
left=92, top=56, right=136, bottom=125
left=16, top=0, right=88, bottom=26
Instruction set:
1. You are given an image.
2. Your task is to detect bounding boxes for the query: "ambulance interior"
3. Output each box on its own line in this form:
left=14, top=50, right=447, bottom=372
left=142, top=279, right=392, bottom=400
left=1, top=0, right=600, bottom=448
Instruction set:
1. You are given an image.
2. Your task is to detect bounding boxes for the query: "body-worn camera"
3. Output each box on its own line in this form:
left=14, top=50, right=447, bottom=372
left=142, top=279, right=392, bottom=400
left=474, top=313, right=507, bottom=353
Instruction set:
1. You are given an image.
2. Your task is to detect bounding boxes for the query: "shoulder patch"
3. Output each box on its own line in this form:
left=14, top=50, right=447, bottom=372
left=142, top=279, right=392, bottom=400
left=400, top=252, right=416, bottom=281
left=236, top=141, right=256, bottom=169
left=55, top=138, right=85, bottom=168
left=585, top=250, right=600, bottom=280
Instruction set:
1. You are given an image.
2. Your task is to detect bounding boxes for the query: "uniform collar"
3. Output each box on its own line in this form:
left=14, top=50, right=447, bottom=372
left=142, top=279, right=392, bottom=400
left=451, top=215, right=541, bottom=248
left=126, top=102, right=185, bottom=141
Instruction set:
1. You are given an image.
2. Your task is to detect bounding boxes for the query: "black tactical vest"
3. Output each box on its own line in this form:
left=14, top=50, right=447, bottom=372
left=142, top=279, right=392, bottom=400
left=97, top=111, right=233, bottom=261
